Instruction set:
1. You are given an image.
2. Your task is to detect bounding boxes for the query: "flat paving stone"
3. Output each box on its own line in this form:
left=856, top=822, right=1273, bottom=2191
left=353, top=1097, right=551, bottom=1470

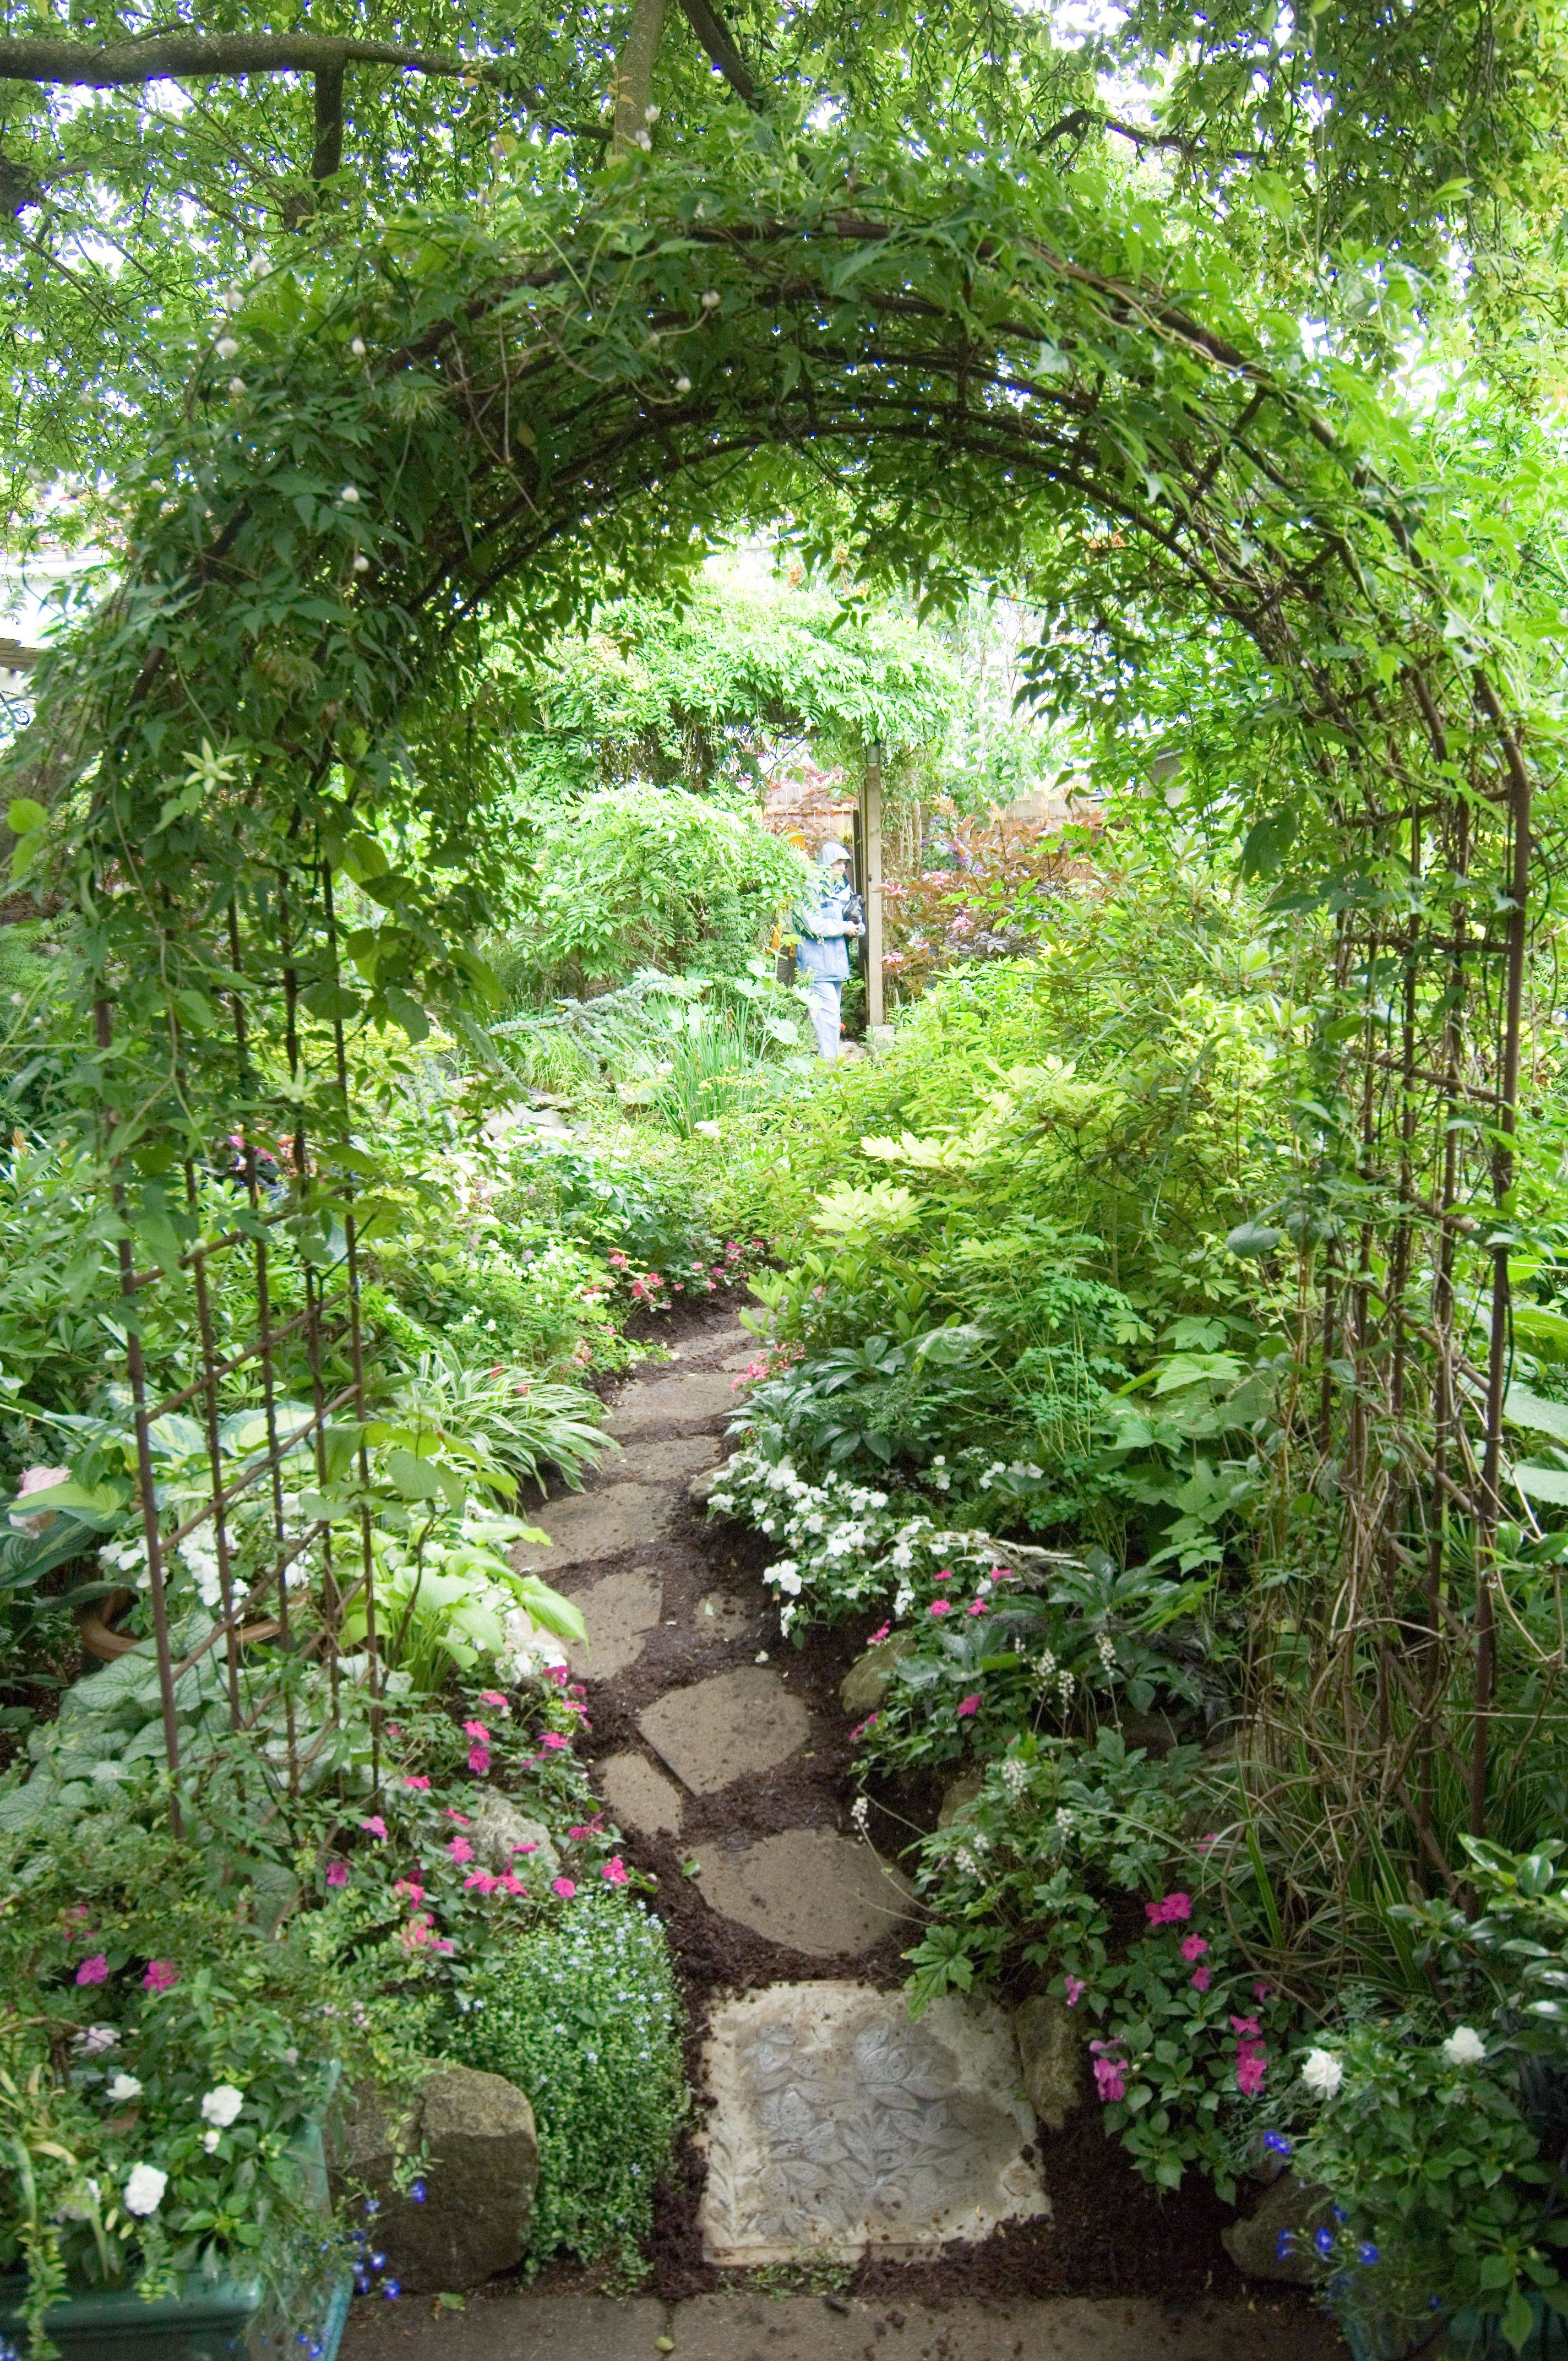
left=721, top=1345, right=766, bottom=1371
left=597, top=1749, right=685, bottom=1836
left=637, top=1666, right=812, bottom=1794
left=611, top=1433, right=722, bottom=1482
left=693, top=1587, right=750, bottom=1641
left=565, top=1568, right=663, bottom=1679
left=700, top=1981, right=1044, bottom=2266
left=509, top=1483, right=675, bottom=1575
left=341, top=2289, right=1346, bottom=2360
left=604, top=1370, right=740, bottom=1438
left=691, top=1827, right=913, bottom=1956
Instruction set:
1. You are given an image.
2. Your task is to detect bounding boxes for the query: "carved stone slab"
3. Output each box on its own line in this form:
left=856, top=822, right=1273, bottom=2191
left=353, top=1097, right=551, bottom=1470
left=699, top=1982, right=1049, bottom=2265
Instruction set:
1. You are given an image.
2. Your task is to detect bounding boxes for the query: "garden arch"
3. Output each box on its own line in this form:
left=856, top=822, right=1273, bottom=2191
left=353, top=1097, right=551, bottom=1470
left=9, top=148, right=1545, bottom=1885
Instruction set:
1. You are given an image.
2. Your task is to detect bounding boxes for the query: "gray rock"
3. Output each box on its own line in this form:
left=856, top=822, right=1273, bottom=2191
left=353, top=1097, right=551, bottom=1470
left=566, top=1566, right=663, bottom=1679
left=508, top=1483, right=676, bottom=1574
left=839, top=1630, right=917, bottom=1716
left=638, top=1667, right=813, bottom=1794
left=938, top=1767, right=986, bottom=1826
left=690, top=1464, right=727, bottom=1509
left=690, top=1827, right=914, bottom=1956
left=598, top=1749, right=685, bottom=1837
left=463, top=1791, right=560, bottom=1880
left=330, top=2064, right=539, bottom=2291
left=1012, top=1993, right=1083, bottom=2132
left=1222, top=2170, right=1334, bottom=2284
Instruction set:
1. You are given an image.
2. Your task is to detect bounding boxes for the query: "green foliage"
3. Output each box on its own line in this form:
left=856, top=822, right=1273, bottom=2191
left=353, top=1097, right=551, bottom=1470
left=504, top=786, right=810, bottom=995
left=444, top=1889, right=686, bottom=2272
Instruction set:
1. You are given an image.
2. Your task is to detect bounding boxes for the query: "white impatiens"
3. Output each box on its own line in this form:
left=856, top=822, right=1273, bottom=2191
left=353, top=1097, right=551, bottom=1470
left=1301, top=2048, right=1345, bottom=2100
left=75, top=2025, right=119, bottom=2055
left=1442, top=2025, right=1487, bottom=2066
left=106, top=2073, right=143, bottom=2103
left=123, top=2163, right=168, bottom=2216
left=199, top=2084, right=244, bottom=2128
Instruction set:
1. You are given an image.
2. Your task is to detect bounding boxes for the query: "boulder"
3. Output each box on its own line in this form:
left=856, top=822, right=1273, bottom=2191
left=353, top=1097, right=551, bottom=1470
left=690, top=1464, right=727, bottom=1509
left=331, top=2064, right=538, bottom=2292
left=464, top=1791, right=560, bottom=1880
left=1221, top=2170, right=1334, bottom=2285
left=1012, top=1993, right=1084, bottom=2132
left=839, top=1630, right=917, bottom=1716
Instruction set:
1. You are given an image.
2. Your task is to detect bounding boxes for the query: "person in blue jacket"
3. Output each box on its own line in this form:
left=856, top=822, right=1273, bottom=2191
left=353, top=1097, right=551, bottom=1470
left=792, top=839, right=864, bottom=1060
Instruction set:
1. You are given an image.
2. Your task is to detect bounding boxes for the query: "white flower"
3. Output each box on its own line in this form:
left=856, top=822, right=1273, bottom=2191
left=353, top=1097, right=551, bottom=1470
left=644, top=102, right=660, bottom=120
left=215, top=335, right=239, bottom=361
left=701, top=290, right=721, bottom=309
left=675, top=376, right=692, bottom=394
left=1442, top=2025, right=1487, bottom=2066
left=1301, top=2047, right=1344, bottom=2100
left=339, top=483, right=361, bottom=504
left=199, top=2084, right=244, bottom=2128
left=634, top=127, right=652, bottom=149
left=226, top=377, right=247, bottom=398
left=351, top=335, right=367, bottom=357
left=106, top=2074, right=142, bottom=2103
left=123, top=2163, right=167, bottom=2216
left=75, top=2026, right=119, bottom=2055
left=203, top=2128, right=221, bottom=2153
left=352, top=552, right=371, bottom=573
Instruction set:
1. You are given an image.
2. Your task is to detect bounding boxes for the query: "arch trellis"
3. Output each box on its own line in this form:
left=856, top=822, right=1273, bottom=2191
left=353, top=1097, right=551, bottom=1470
left=6, top=143, right=1551, bottom=1935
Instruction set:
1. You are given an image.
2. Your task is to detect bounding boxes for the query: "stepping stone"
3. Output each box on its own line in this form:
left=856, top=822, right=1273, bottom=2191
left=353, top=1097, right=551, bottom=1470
left=609, top=1434, right=721, bottom=1482
left=699, top=1981, right=1047, bottom=2265
left=636, top=1667, right=811, bottom=1793
left=565, top=1569, right=663, bottom=1679
left=693, top=1589, right=749, bottom=1642
left=690, top=1827, right=913, bottom=1955
left=508, top=1484, right=674, bottom=1574
left=597, top=1750, right=685, bottom=1837
left=720, top=1346, right=765, bottom=1372
left=604, top=1371, right=739, bottom=1439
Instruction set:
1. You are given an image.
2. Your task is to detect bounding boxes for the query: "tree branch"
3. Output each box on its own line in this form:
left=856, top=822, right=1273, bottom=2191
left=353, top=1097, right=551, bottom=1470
left=674, top=0, right=759, bottom=106
left=0, top=34, right=608, bottom=140
left=312, top=61, right=344, bottom=181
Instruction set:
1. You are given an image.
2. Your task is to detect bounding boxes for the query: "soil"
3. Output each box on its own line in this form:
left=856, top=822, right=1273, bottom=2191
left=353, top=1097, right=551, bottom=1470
left=530, top=1295, right=1303, bottom=2321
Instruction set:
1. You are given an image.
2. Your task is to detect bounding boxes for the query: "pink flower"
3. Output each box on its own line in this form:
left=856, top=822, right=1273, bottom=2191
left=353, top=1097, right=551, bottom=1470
left=989, top=1566, right=1015, bottom=1582
left=462, top=1720, right=490, bottom=1742
left=511, top=1841, right=539, bottom=1857
left=498, top=1873, right=529, bottom=1897
left=75, top=1953, right=108, bottom=1986
left=847, top=1713, right=880, bottom=1741
left=399, top=1911, right=453, bottom=1956
left=957, top=1694, right=982, bottom=1718
left=1253, top=1981, right=1271, bottom=2001
left=464, top=1871, right=500, bottom=1895
left=401, top=1775, right=431, bottom=1791
left=1064, top=1975, right=1086, bottom=2006
left=1235, top=2037, right=1268, bottom=2098
left=1092, top=2056, right=1127, bottom=2103
left=966, top=1600, right=988, bottom=1617
left=469, top=1743, right=491, bottom=1774
left=393, top=1878, right=425, bottom=1905
left=544, top=1665, right=569, bottom=1688
left=1229, top=2015, right=1262, bottom=2038
left=551, top=1877, right=576, bottom=1899
left=444, top=1808, right=469, bottom=1823
left=1145, top=1892, right=1193, bottom=1926
left=928, top=1600, right=952, bottom=1618
left=608, top=1252, right=628, bottom=1268
left=540, top=1733, right=568, bottom=1752
left=360, top=1815, right=388, bottom=1839
left=602, top=1857, right=629, bottom=1886
left=567, top=1823, right=603, bottom=1840
left=326, top=1861, right=349, bottom=1889
left=447, top=1836, right=475, bottom=1864
left=477, top=1691, right=509, bottom=1713
left=1179, top=1934, right=1208, bottom=1962
left=143, top=1960, right=178, bottom=1993
left=931, top=1570, right=954, bottom=1587
left=867, top=1624, right=891, bottom=1646
left=1191, top=1965, right=1211, bottom=1992
left=1195, top=1833, right=1218, bottom=1852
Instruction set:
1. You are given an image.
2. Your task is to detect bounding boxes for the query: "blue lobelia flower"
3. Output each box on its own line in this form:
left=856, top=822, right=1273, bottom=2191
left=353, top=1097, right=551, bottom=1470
left=1263, top=2131, right=1293, bottom=2157
left=1359, top=2244, right=1379, bottom=2267
left=1315, top=2226, right=1336, bottom=2257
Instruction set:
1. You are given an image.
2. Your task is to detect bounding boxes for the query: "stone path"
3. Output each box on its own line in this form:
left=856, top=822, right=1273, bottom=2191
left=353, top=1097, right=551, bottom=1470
left=349, top=1304, right=1344, bottom=2355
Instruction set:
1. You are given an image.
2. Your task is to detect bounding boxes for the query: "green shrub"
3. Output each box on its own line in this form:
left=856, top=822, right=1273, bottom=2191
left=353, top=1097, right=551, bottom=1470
left=444, top=1890, right=686, bottom=2272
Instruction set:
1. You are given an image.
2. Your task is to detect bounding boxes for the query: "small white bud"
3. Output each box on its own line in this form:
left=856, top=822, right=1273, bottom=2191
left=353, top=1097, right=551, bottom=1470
left=634, top=128, right=652, bottom=150
left=701, top=290, right=721, bottom=309
left=675, top=376, right=692, bottom=393
left=215, top=336, right=239, bottom=361
left=351, top=336, right=367, bottom=357
left=227, top=377, right=247, bottom=397
left=352, top=553, right=371, bottom=573
left=339, top=483, right=360, bottom=503
left=645, top=104, right=660, bottom=121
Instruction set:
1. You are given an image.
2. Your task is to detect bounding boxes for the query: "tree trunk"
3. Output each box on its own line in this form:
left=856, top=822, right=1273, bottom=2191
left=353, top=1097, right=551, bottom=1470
left=611, top=0, right=668, bottom=153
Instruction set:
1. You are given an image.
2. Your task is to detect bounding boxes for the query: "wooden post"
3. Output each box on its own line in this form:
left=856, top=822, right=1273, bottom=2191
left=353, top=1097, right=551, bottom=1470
left=861, top=740, right=884, bottom=1029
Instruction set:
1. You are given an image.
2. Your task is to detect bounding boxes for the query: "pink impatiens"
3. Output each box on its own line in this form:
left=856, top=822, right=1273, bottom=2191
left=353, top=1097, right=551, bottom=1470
left=928, top=1600, right=953, bottom=1619
left=957, top=1694, right=982, bottom=1719
left=1090, top=2042, right=1128, bottom=2103
left=601, top=1857, right=629, bottom=1886
left=551, top=1876, right=576, bottom=1899
left=143, top=1960, right=178, bottom=1993
left=1179, top=1933, right=1208, bottom=1962
left=75, top=1954, right=108, bottom=1986
left=326, top=1861, right=349, bottom=1889
left=1064, top=1974, right=1087, bottom=2006
left=359, top=1815, right=387, bottom=1840
left=447, top=1836, right=475, bottom=1864
left=1144, top=1892, right=1193, bottom=1926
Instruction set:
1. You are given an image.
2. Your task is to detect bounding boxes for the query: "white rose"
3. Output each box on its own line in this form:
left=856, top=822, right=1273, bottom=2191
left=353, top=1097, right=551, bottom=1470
left=199, top=2084, right=244, bottom=2128
left=123, top=2163, right=167, bottom=2216
left=1442, top=2025, right=1487, bottom=2066
left=106, top=2074, right=142, bottom=2102
left=1300, top=2047, right=1344, bottom=2100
